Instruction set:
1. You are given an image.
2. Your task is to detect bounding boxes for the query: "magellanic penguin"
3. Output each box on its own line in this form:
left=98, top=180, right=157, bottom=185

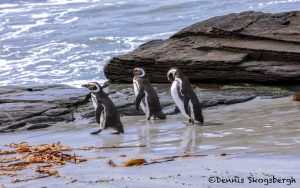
left=133, top=67, right=166, bottom=120
left=82, top=82, right=124, bottom=134
left=167, top=67, right=204, bottom=124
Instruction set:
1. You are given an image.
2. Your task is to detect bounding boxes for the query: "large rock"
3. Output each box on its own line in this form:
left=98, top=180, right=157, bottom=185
left=0, top=85, right=89, bottom=132
left=104, top=11, right=300, bottom=83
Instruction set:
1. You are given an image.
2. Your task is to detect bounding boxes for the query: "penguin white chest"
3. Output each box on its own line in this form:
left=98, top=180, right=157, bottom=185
left=91, top=94, right=97, bottom=109
left=133, top=80, right=139, bottom=96
left=133, top=80, right=147, bottom=114
left=171, top=80, right=190, bottom=119
left=99, top=104, right=106, bottom=129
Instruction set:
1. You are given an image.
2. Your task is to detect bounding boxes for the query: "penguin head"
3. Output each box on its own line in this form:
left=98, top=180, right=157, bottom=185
left=81, top=82, right=103, bottom=93
left=167, top=67, right=180, bottom=82
left=133, top=67, right=146, bottom=78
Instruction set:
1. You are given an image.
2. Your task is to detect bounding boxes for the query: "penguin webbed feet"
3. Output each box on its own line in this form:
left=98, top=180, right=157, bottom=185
left=111, top=129, right=124, bottom=134
left=111, top=131, right=121, bottom=135
left=189, top=119, right=195, bottom=124
left=90, top=129, right=102, bottom=135
left=189, top=118, right=204, bottom=126
left=111, top=126, right=124, bottom=134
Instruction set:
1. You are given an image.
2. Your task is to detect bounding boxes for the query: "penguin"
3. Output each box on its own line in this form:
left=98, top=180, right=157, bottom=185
left=167, top=67, right=204, bottom=124
left=133, top=67, right=166, bottom=120
left=82, top=82, right=124, bottom=134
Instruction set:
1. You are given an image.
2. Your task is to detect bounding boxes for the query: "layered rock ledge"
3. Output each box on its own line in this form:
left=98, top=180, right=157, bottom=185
left=104, top=11, right=300, bottom=83
left=0, top=85, right=89, bottom=132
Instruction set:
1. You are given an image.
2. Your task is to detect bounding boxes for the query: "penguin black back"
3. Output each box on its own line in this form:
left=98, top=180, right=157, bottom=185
left=133, top=68, right=166, bottom=120
left=82, top=82, right=124, bottom=134
left=167, top=67, right=204, bottom=124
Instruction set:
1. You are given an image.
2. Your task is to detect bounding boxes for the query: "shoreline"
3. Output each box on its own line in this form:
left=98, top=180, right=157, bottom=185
left=0, top=96, right=300, bottom=187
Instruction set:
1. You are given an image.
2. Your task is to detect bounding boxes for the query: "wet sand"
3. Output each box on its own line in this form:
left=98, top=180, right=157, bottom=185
left=1, top=97, right=300, bottom=187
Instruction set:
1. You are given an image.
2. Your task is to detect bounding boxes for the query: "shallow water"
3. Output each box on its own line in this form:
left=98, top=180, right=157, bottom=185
left=1, top=0, right=300, bottom=86
left=1, top=97, right=299, bottom=156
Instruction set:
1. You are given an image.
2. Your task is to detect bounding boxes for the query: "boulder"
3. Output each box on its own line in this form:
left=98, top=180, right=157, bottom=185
left=0, top=85, right=89, bottom=132
left=104, top=11, right=300, bottom=83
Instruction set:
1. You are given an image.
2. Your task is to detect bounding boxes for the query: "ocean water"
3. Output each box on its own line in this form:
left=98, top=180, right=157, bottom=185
left=1, top=0, right=300, bottom=87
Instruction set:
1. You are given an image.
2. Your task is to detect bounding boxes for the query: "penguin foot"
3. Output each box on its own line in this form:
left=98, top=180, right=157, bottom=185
left=153, top=115, right=166, bottom=120
left=189, top=119, right=195, bottom=124
left=147, top=117, right=150, bottom=120
left=111, top=131, right=121, bottom=135
left=90, top=129, right=102, bottom=135
left=197, top=121, right=204, bottom=126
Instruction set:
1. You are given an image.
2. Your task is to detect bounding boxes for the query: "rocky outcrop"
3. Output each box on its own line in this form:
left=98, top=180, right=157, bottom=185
left=104, top=11, right=300, bottom=83
left=0, top=85, right=89, bottom=132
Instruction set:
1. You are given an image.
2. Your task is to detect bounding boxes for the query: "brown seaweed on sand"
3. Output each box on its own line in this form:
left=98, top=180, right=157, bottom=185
left=0, top=142, right=146, bottom=183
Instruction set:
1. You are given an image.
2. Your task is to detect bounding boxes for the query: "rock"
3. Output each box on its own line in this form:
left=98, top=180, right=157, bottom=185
left=0, top=85, right=88, bottom=105
left=26, top=123, right=53, bottom=130
left=0, top=84, right=89, bottom=132
left=80, top=83, right=292, bottom=117
left=42, top=108, right=71, bottom=116
left=0, top=102, right=57, bottom=124
left=104, top=11, right=300, bottom=83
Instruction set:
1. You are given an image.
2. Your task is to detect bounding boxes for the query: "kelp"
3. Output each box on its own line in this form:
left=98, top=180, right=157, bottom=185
left=0, top=142, right=229, bottom=184
left=293, top=93, right=300, bottom=101
left=122, top=159, right=147, bottom=167
left=0, top=142, right=84, bottom=183
left=1, top=142, right=70, bottom=155
left=0, top=142, right=147, bottom=183
left=75, top=144, right=146, bottom=151
left=108, top=153, right=229, bottom=167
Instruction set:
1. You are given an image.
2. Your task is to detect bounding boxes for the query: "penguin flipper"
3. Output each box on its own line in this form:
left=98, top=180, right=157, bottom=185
left=183, top=94, right=191, bottom=117
left=135, top=88, right=145, bottom=111
left=95, top=104, right=104, bottom=124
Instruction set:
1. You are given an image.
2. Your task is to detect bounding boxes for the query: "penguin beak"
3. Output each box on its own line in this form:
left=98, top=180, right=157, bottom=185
left=81, top=84, right=89, bottom=88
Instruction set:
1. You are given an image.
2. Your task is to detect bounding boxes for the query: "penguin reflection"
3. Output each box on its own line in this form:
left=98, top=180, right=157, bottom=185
left=179, top=126, right=198, bottom=153
left=82, top=82, right=124, bottom=134
left=133, top=67, right=166, bottom=120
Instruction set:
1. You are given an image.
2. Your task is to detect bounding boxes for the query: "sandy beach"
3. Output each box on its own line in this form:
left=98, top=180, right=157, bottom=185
left=1, top=97, right=299, bottom=187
